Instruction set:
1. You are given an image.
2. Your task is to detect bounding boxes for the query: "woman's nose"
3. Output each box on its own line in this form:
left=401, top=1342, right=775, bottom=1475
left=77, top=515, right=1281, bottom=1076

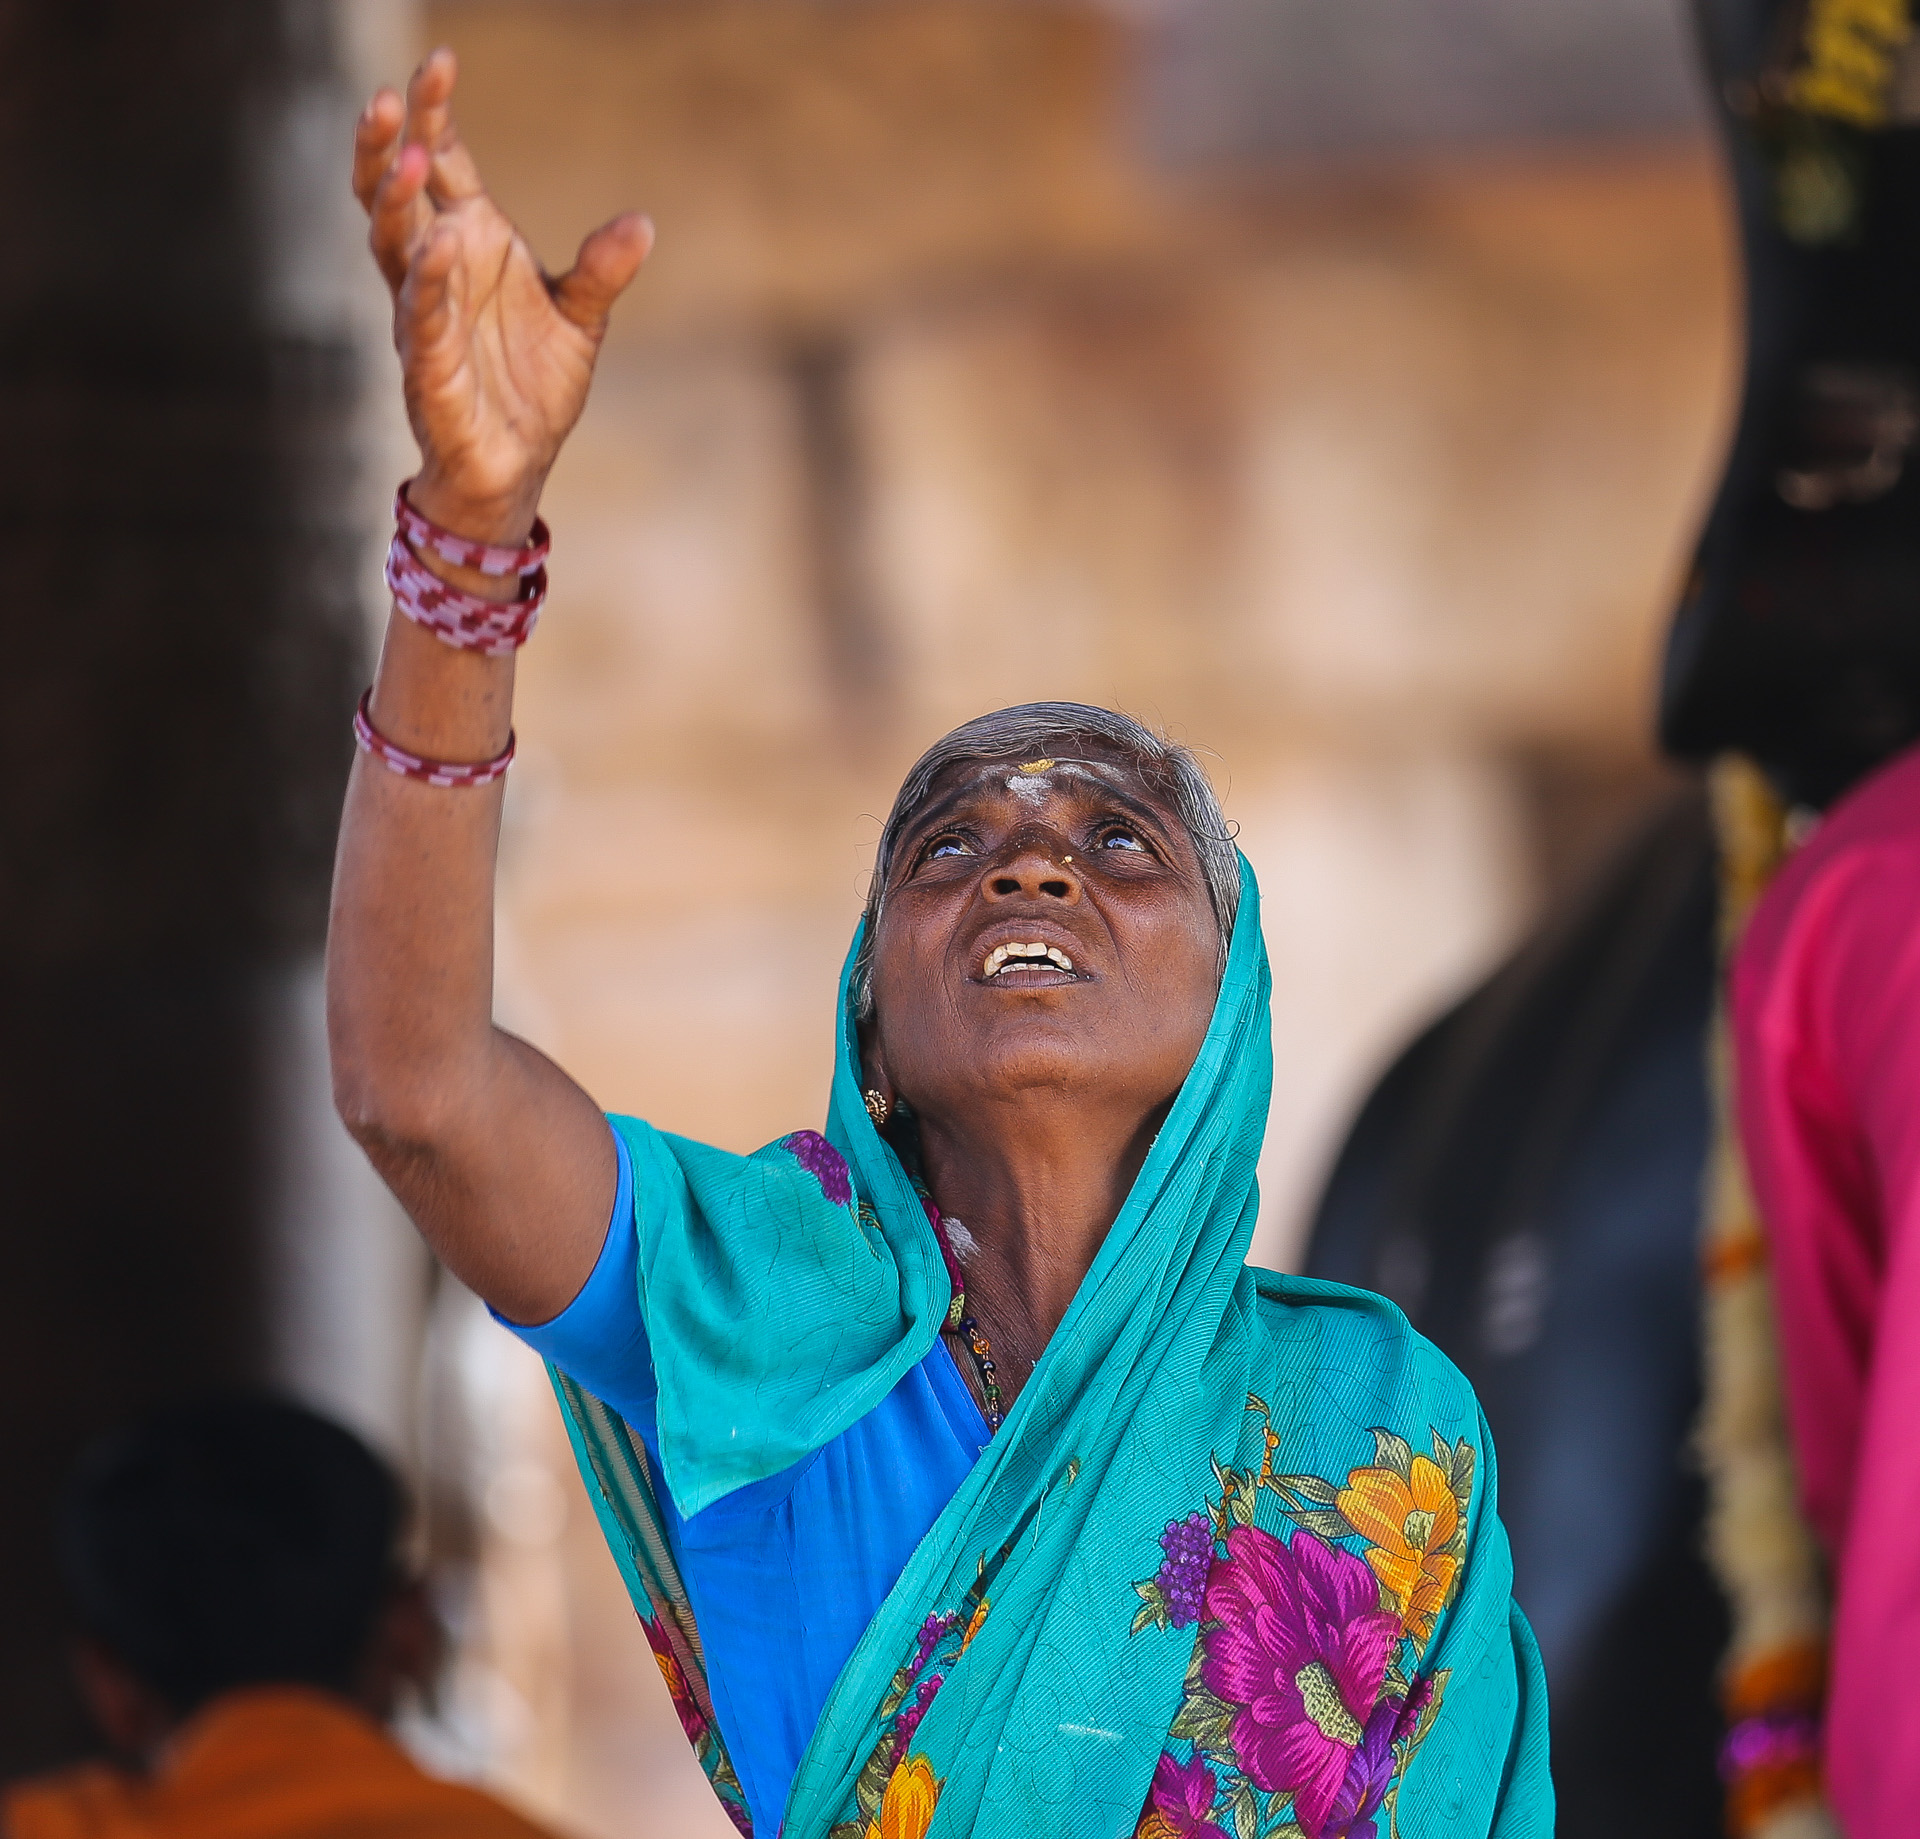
left=983, top=838, right=1082, bottom=904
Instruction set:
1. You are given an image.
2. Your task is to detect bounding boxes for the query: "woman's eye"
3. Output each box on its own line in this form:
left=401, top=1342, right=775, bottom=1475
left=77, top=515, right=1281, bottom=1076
left=923, top=834, right=973, bottom=860
left=1098, top=827, right=1147, bottom=853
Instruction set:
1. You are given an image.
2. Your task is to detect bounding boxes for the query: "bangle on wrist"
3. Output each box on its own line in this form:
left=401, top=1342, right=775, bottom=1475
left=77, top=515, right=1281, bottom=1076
left=395, top=483, right=550, bottom=576
left=388, top=480, right=550, bottom=654
left=353, top=690, right=515, bottom=788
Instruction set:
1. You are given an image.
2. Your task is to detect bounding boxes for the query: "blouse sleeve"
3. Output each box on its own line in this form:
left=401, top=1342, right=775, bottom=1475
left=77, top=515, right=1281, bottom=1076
left=491, top=1121, right=659, bottom=1426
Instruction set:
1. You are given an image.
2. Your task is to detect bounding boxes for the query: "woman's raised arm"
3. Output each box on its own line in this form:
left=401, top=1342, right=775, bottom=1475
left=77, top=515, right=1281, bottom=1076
left=325, top=50, right=651, bottom=1324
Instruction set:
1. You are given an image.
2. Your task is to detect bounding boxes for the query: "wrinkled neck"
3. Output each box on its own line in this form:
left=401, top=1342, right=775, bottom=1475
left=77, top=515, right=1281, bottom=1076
left=913, top=1091, right=1167, bottom=1398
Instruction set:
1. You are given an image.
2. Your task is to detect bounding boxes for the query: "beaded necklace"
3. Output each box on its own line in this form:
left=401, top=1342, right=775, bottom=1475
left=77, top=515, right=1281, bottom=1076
left=955, top=1311, right=1004, bottom=1431
left=925, top=1202, right=1005, bottom=1432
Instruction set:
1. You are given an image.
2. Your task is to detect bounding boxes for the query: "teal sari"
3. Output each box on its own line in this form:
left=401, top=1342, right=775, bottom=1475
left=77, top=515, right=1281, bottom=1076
left=552, top=857, right=1551, bottom=1838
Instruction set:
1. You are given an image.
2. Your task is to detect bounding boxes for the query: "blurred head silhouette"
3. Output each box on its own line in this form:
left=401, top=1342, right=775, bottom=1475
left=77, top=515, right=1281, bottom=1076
left=58, top=1394, right=434, bottom=1757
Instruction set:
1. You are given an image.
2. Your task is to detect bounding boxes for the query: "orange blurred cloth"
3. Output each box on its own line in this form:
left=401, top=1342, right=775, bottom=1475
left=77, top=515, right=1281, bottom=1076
left=2, top=1687, right=560, bottom=1839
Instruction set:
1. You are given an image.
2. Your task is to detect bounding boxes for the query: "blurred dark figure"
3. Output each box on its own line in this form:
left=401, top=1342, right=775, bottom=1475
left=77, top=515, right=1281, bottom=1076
left=1306, top=789, right=1725, bottom=1839
left=1310, top=0, right=1920, bottom=1828
left=1670, top=1, right=1920, bottom=1832
left=2, top=1397, right=556, bottom=1839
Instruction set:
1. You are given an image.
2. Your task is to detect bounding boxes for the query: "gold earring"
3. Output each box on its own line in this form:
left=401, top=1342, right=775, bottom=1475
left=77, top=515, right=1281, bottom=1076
left=863, top=1089, right=891, bottom=1126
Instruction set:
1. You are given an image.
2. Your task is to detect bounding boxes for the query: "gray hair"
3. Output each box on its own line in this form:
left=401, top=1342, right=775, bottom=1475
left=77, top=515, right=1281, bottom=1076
left=854, top=702, right=1239, bottom=1016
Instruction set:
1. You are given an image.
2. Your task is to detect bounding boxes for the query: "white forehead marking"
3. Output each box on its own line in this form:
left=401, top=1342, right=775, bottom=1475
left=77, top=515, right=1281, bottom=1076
left=1000, top=758, right=1103, bottom=803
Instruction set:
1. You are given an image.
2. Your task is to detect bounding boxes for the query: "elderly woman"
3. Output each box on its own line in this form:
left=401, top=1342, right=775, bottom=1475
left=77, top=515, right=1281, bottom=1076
left=328, top=52, right=1550, bottom=1839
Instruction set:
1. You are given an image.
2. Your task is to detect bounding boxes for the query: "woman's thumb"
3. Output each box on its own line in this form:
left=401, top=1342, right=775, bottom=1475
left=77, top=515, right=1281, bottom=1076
left=551, top=212, right=653, bottom=332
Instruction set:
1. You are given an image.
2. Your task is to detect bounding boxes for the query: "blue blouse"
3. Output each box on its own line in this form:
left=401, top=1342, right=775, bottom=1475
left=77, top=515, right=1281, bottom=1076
left=501, top=1126, right=989, bottom=1835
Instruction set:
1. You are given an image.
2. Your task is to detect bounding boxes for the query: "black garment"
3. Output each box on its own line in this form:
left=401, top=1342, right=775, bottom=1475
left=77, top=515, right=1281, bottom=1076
left=1304, top=790, right=1727, bottom=1839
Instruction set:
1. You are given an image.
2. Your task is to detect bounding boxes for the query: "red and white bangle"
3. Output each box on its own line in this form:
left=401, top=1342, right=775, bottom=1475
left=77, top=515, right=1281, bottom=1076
left=353, top=690, right=515, bottom=788
left=385, top=534, right=546, bottom=655
left=386, top=483, right=550, bottom=654
left=394, top=484, right=550, bottom=577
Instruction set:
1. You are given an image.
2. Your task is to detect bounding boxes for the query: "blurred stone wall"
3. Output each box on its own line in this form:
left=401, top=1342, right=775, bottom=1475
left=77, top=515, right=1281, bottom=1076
left=400, top=3, right=1737, bottom=1832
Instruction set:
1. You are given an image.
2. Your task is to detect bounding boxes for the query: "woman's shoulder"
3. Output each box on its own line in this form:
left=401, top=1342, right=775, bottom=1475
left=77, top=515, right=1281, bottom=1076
left=1244, top=1264, right=1424, bottom=1348
left=1240, top=1267, right=1487, bottom=1457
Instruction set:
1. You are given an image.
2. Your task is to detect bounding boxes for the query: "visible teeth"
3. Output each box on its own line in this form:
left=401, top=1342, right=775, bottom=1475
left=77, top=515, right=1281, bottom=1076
left=982, top=941, right=1075, bottom=977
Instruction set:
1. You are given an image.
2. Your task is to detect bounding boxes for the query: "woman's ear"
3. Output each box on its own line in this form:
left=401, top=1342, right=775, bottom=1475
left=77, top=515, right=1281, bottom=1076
left=861, top=1071, right=895, bottom=1130
left=856, top=1030, right=898, bottom=1129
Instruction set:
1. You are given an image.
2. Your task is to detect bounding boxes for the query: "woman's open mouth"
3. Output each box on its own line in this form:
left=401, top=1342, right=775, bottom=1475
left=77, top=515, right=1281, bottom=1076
left=981, top=941, right=1079, bottom=983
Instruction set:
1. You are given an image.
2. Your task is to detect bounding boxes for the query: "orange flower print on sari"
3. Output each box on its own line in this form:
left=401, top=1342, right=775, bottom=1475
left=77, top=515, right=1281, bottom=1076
left=1337, top=1455, right=1459, bottom=1644
left=831, top=1557, right=1000, bottom=1839
left=864, top=1754, right=942, bottom=1839
left=1273, top=1429, right=1474, bottom=1654
left=638, top=1613, right=709, bottom=1747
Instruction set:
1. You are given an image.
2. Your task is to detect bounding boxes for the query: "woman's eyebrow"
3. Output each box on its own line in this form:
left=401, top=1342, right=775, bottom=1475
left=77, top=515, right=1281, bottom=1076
left=1070, top=774, right=1182, bottom=846
left=890, top=774, right=1006, bottom=863
left=897, top=780, right=989, bottom=845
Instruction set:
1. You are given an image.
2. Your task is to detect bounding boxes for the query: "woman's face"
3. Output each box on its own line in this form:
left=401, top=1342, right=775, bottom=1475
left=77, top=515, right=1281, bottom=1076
left=864, top=747, right=1223, bottom=1129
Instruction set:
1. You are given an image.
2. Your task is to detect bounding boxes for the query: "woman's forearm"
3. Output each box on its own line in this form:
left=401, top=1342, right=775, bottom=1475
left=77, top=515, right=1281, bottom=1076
left=327, top=581, right=615, bottom=1323
left=328, top=593, right=514, bottom=1151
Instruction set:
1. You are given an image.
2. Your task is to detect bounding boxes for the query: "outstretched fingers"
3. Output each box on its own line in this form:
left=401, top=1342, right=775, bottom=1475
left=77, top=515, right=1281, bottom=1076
left=367, top=142, right=434, bottom=290
left=402, top=46, right=486, bottom=208
left=352, top=88, right=404, bottom=211
left=356, top=87, right=430, bottom=289
left=549, top=213, right=655, bottom=335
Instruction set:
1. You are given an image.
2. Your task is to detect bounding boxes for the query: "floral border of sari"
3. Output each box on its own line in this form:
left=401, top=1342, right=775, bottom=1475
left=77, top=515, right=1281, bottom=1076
left=548, top=1369, right=755, bottom=1835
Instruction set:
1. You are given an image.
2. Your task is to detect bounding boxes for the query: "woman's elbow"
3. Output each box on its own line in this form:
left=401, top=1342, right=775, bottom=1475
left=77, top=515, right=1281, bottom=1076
left=328, top=1041, right=448, bottom=1164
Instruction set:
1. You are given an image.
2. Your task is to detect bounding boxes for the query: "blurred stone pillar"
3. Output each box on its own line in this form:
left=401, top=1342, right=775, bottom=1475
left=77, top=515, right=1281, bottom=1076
left=0, top=0, right=418, bottom=1775
left=250, top=0, right=431, bottom=1467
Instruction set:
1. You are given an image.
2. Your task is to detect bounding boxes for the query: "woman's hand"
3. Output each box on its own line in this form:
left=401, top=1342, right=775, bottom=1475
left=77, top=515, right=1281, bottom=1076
left=352, top=48, right=652, bottom=543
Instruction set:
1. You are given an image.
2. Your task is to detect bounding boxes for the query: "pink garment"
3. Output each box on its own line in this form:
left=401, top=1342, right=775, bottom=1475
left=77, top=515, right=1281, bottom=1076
left=1732, top=740, right=1920, bottom=1839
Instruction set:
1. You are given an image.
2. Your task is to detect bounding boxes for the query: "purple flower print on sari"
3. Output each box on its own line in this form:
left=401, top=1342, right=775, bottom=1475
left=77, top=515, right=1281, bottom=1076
left=781, top=1130, right=852, bottom=1208
left=1199, top=1523, right=1400, bottom=1839
left=1135, top=1751, right=1228, bottom=1839
left=1318, top=1698, right=1400, bottom=1839
left=1321, top=1676, right=1438, bottom=1839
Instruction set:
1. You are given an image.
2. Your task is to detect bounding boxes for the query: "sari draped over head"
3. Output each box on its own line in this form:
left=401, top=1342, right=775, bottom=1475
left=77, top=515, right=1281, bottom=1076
left=552, top=857, right=1552, bottom=1839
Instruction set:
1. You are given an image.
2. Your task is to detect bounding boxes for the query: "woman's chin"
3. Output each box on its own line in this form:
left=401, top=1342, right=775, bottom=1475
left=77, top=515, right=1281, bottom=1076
left=942, top=1026, right=1147, bottom=1110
